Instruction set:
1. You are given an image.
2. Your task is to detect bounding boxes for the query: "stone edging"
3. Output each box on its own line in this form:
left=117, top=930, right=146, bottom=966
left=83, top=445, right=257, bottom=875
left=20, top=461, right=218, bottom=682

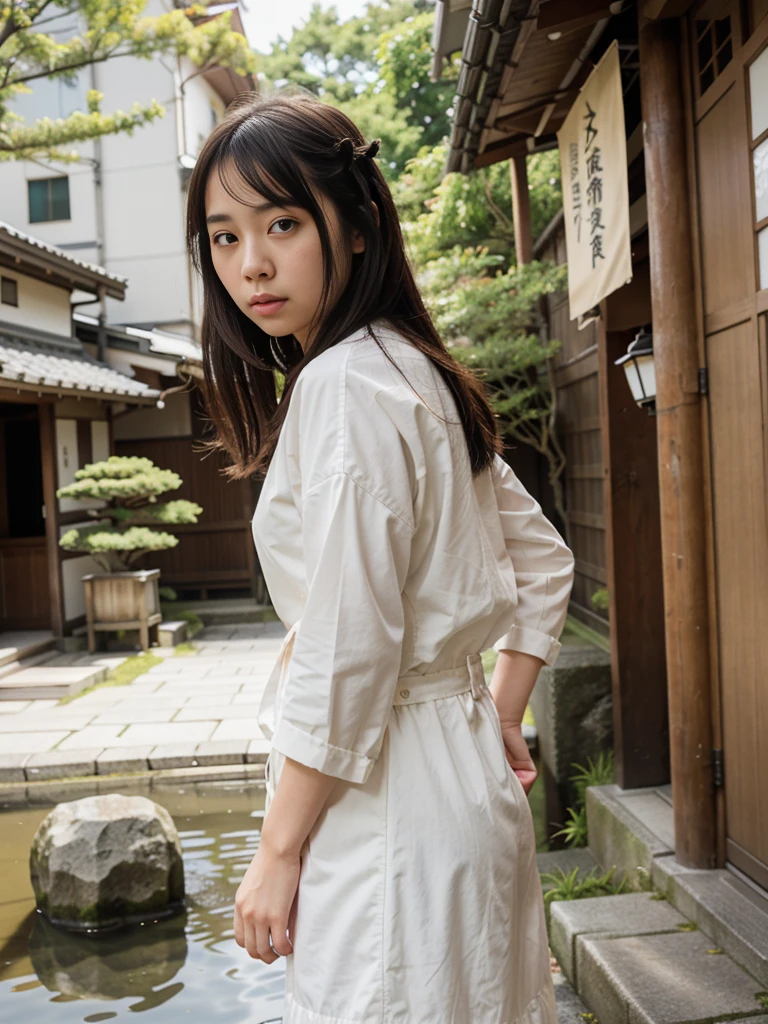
left=0, top=761, right=267, bottom=805
left=0, top=740, right=269, bottom=785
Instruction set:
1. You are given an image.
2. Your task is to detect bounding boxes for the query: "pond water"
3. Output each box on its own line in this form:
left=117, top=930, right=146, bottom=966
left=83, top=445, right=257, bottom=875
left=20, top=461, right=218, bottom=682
left=0, top=780, right=286, bottom=1023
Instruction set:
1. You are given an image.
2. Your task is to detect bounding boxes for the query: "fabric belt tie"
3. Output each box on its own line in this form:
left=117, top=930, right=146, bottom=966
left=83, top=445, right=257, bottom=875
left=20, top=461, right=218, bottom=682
left=393, top=652, right=487, bottom=707
left=258, top=619, right=488, bottom=745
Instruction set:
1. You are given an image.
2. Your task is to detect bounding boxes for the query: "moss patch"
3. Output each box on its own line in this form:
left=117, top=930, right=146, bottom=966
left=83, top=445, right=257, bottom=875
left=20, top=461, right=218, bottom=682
left=60, top=651, right=163, bottom=705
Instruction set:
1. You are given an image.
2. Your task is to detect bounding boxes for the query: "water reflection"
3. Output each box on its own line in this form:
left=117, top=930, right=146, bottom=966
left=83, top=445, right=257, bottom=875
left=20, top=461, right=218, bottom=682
left=0, top=780, right=285, bottom=1024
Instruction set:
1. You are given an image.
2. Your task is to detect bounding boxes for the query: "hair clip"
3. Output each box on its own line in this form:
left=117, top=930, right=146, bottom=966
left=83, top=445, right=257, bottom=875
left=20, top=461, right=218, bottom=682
left=337, top=136, right=381, bottom=169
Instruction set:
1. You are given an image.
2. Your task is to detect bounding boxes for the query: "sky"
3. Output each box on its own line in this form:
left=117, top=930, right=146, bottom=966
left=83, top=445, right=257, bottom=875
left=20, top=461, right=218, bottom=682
left=241, top=0, right=370, bottom=54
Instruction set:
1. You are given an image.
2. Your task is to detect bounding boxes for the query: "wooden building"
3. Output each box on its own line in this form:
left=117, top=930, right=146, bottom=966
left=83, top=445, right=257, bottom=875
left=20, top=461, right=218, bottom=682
left=432, top=0, right=768, bottom=889
left=74, top=316, right=262, bottom=602
left=0, top=222, right=158, bottom=636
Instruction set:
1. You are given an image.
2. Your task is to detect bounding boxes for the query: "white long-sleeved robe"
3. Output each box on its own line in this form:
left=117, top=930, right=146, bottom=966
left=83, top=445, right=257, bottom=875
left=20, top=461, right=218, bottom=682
left=253, top=318, right=574, bottom=1024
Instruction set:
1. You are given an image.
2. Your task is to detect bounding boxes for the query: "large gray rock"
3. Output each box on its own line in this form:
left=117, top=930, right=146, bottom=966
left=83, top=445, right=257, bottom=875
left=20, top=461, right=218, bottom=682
left=29, top=794, right=185, bottom=931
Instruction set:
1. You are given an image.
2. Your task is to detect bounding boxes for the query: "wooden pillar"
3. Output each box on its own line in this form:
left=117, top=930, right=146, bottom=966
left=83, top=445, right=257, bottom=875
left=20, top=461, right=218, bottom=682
left=639, top=15, right=716, bottom=868
left=597, top=289, right=669, bottom=789
left=510, top=153, right=533, bottom=265
left=39, top=402, right=65, bottom=637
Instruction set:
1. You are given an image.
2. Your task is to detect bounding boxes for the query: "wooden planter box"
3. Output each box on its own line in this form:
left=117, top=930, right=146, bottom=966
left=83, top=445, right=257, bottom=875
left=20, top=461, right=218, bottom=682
left=83, top=569, right=162, bottom=654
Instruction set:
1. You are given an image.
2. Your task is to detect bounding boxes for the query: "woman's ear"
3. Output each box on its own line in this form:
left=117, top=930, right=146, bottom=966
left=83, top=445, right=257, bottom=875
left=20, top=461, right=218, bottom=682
left=351, top=202, right=380, bottom=254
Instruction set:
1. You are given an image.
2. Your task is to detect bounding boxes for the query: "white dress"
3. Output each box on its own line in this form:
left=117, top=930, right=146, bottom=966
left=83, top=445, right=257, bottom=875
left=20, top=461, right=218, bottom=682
left=252, top=319, right=575, bottom=1024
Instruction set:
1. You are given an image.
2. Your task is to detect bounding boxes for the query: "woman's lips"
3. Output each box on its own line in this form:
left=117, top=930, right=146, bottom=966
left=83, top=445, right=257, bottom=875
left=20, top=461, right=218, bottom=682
left=251, top=299, right=287, bottom=315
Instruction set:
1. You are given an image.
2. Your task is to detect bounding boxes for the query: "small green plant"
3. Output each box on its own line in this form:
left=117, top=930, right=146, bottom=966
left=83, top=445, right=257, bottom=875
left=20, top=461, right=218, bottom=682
left=159, top=586, right=178, bottom=602
left=590, top=588, right=609, bottom=613
left=676, top=921, right=698, bottom=932
left=550, top=751, right=615, bottom=848
left=540, top=864, right=628, bottom=930
left=56, top=456, right=203, bottom=572
left=177, top=610, right=204, bottom=638
left=755, top=992, right=768, bottom=1010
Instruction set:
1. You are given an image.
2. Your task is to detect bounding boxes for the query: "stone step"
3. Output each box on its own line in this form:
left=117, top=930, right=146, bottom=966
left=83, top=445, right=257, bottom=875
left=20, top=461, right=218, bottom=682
left=537, top=846, right=600, bottom=887
left=551, top=892, right=768, bottom=1023
left=0, top=632, right=57, bottom=674
left=0, top=648, right=61, bottom=680
left=0, top=664, right=107, bottom=701
left=586, top=783, right=768, bottom=987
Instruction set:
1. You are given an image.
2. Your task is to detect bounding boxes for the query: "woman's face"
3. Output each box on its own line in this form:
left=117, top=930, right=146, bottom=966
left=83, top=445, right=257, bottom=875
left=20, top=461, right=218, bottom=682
left=205, top=162, right=367, bottom=351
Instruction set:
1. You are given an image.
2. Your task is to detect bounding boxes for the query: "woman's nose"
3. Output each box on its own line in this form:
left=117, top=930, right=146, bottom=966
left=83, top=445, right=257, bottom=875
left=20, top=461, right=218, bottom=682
left=241, top=240, right=273, bottom=281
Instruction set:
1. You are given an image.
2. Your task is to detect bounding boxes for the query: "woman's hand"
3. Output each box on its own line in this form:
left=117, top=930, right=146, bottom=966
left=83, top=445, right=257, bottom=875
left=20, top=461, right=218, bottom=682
left=234, top=838, right=301, bottom=963
left=498, top=720, right=537, bottom=797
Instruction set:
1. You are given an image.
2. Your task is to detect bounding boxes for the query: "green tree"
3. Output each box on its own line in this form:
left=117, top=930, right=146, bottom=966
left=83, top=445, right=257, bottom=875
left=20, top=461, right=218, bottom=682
left=257, top=0, right=457, bottom=177
left=57, top=456, right=202, bottom=573
left=420, top=246, right=570, bottom=535
left=395, top=144, right=562, bottom=265
left=0, top=0, right=255, bottom=161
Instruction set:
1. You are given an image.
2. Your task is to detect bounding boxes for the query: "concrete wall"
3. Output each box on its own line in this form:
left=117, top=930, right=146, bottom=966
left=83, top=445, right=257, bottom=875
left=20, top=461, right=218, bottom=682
left=0, top=271, right=72, bottom=336
left=0, top=0, right=226, bottom=335
left=113, top=391, right=191, bottom=440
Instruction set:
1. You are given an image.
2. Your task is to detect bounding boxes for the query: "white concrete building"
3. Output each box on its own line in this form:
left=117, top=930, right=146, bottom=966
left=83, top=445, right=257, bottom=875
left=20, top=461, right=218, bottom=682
left=0, top=1, right=254, bottom=338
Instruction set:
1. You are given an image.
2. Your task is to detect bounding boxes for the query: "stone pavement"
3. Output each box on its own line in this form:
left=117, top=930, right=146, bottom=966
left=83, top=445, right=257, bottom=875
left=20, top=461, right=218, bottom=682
left=0, top=621, right=287, bottom=782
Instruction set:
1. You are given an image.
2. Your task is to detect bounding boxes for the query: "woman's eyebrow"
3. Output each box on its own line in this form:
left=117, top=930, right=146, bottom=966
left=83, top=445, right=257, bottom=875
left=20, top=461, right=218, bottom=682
left=206, top=201, right=298, bottom=226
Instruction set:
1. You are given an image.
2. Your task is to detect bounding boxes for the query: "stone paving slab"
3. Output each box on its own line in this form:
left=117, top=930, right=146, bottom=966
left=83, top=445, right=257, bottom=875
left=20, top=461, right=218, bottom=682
left=194, top=740, right=246, bottom=766
left=148, top=742, right=202, bottom=770
left=0, top=752, right=29, bottom=782
left=550, top=892, right=687, bottom=985
left=211, top=718, right=264, bottom=741
left=0, top=701, right=31, bottom=713
left=96, top=745, right=155, bottom=775
left=90, top=707, right=179, bottom=725
left=174, top=704, right=263, bottom=721
left=25, top=748, right=104, bottom=781
left=56, top=725, right=127, bottom=750
left=578, top=930, right=767, bottom=1024
left=0, top=623, right=278, bottom=771
left=118, top=721, right=217, bottom=745
left=0, top=731, right=70, bottom=753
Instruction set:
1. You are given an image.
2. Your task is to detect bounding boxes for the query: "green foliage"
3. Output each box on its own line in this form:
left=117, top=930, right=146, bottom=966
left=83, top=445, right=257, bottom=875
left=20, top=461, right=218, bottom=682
left=57, top=455, right=202, bottom=572
left=550, top=751, right=616, bottom=849
left=0, top=0, right=256, bottom=161
left=540, top=864, right=628, bottom=931
left=158, top=586, right=178, bottom=602
left=418, top=245, right=570, bottom=530
left=256, top=1, right=455, bottom=178
left=591, top=588, right=610, bottom=613
left=397, top=145, right=561, bottom=264
left=178, top=610, right=203, bottom=638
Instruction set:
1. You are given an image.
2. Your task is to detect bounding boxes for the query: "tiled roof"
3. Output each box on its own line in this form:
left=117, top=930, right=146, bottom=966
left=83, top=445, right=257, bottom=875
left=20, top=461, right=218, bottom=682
left=0, top=327, right=159, bottom=400
left=0, top=221, right=127, bottom=286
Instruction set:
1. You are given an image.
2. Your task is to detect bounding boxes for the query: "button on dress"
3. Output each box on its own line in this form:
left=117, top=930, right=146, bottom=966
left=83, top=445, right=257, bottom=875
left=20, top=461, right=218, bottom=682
left=252, top=318, right=575, bottom=1024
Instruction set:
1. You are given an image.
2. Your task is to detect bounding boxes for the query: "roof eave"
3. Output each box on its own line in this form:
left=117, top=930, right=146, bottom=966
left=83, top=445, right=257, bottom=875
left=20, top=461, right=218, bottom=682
left=0, top=235, right=126, bottom=300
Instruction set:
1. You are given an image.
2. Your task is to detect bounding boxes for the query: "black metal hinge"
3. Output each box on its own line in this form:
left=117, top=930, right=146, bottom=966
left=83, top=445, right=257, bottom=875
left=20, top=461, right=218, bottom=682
left=699, top=367, right=709, bottom=395
left=712, top=748, right=724, bottom=788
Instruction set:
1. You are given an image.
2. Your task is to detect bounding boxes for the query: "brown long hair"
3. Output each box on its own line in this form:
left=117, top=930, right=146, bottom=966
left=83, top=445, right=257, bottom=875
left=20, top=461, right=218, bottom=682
left=185, top=88, right=502, bottom=480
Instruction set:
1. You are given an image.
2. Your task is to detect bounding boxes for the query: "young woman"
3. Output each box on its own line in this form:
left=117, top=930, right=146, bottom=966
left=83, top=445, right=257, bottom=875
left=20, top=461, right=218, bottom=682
left=186, top=89, right=574, bottom=1024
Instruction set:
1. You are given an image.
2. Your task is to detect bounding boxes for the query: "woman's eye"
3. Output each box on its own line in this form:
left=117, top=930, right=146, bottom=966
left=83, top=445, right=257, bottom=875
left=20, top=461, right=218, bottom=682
left=213, top=232, right=237, bottom=247
left=270, top=218, right=297, bottom=235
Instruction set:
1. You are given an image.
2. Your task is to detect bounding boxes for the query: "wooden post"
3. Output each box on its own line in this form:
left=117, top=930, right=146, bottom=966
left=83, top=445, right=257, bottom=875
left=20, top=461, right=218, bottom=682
left=638, top=14, right=716, bottom=868
left=39, top=403, right=65, bottom=637
left=597, top=289, right=669, bottom=789
left=510, top=153, right=533, bottom=265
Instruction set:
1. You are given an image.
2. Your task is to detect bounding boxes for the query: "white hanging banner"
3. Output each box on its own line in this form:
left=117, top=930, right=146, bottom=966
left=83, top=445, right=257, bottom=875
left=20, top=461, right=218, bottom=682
left=557, top=40, right=633, bottom=321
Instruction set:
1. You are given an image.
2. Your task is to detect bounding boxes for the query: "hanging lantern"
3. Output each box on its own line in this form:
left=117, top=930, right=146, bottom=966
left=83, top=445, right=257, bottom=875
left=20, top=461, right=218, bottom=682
left=615, top=326, right=656, bottom=411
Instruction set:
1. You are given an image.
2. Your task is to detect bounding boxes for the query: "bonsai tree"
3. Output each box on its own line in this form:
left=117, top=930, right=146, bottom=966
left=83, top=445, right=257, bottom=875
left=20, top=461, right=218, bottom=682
left=57, top=456, right=203, bottom=573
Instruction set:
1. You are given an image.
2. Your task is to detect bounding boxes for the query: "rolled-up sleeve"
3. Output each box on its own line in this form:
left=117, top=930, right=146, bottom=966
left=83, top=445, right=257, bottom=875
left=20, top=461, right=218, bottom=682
left=270, top=470, right=414, bottom=784
left=491, top=454, right=575, bottom=667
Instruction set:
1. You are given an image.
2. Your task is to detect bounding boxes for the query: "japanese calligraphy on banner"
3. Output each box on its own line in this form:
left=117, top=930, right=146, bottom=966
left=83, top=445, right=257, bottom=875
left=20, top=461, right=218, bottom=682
left=557, top=40, right=632, bottom=321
